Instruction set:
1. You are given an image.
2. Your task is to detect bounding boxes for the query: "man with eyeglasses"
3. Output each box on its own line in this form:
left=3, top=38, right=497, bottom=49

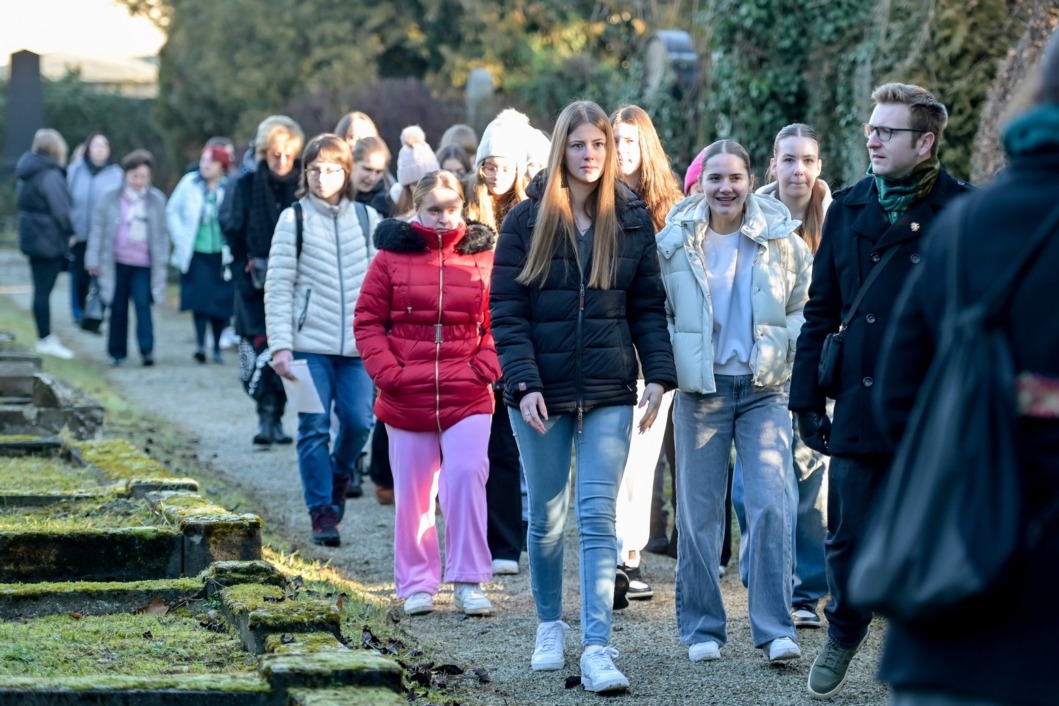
left=788, top=82, right=971, bottom=700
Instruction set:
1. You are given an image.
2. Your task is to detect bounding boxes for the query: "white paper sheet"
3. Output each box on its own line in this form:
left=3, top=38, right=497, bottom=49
left=276, top=359, right=325, bottom=414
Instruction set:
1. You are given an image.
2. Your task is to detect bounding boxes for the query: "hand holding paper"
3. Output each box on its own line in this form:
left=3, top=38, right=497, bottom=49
left=275, top=359, right=325, bottom=414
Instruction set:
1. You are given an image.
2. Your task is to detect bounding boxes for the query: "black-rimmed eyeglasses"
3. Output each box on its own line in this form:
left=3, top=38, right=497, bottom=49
left=862, top=123, right=927, bottom=142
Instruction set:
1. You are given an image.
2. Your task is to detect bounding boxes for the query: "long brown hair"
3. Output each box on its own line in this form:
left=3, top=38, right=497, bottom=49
left=517, top=101, right=620, bottom=290
left=765, top=123, right=826, bottom=254
left=610, top=105, right=682, bottom=232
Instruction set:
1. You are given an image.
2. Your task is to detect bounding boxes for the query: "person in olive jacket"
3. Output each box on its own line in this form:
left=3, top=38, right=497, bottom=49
left=489, top=100, right=676, bottom=695
left=788, top=83, right=972, bottom=700
left=16, top=128, right=76, bottom=360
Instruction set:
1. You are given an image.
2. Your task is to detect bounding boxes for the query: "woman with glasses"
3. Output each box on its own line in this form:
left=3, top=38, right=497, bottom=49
left=264, top=133, right=381, bottom=547
left=464, top=109, right=536, bottom=578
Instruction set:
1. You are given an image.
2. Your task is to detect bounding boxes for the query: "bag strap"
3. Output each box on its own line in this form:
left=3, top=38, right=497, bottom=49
left=293, top=201, right=304, bottom=261
left=838, top=246, right=897, bottom=331
left=354, top=201, right=371, bottom=252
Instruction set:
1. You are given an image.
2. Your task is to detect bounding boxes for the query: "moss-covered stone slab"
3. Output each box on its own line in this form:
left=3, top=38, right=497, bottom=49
left=259, top=651, right=402, bottom=694
left=287, top=686, right=407, bottom=706
left=263, top=632, right=349, bottom=655
left=0, top=435, right=60, bottom=457
left=0, top=577, right=205, bottom=619
left=0, top=498, right=165, bottom=531
left=71, top=440, right=198, bottom=488
left=0, top=675, right=270, bottom=706
left=149, top=492, right=262, bottom=573
left=0, top=526, right=183, bottom=582
left=202, top=560, right=287, bottom=599
left=221, top=584, right=341, bottom=655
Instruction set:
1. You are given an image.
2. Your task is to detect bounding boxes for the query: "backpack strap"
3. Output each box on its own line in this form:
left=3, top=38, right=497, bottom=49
left=293, top=201, right=304, bottom=260
left=354, top=201, right=371, bottom=252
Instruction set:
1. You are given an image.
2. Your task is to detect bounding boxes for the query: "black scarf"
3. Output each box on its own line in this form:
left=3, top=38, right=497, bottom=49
left=246, top=160, right=300, bottom=258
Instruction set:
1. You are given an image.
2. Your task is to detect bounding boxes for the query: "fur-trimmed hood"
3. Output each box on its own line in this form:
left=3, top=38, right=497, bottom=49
left=372, top=218, right=496, bottom=254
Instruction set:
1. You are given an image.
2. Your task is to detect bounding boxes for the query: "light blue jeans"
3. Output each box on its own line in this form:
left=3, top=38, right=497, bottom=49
left=508, top=404, right=633, bottom=648
left=294, top=352, right=375, bottom=511
left=674, top=376, right=794, bottom=648
left=732, top=415, right=829, bottom=608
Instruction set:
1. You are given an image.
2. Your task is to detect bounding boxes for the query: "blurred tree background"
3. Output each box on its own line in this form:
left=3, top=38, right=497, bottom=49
left=1, top=0, right=1057, bottom=214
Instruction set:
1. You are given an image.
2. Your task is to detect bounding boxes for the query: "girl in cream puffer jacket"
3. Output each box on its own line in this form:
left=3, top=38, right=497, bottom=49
left=655, top=189, right=812, bottom=394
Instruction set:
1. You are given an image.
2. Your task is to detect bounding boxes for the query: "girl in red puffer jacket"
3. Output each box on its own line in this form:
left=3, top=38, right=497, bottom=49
left=354, top=170, right=501, bottom=617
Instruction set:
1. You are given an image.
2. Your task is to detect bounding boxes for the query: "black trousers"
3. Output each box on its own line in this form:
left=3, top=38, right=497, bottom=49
left=29, top=256, right=65, bottom=339
left=824, top=453, right=890, bottom=647
left=486, top=391, right=523, bottom=562
left=70, top=241, right=89, bottom=321
left=369, top=420, right=393, bottom=489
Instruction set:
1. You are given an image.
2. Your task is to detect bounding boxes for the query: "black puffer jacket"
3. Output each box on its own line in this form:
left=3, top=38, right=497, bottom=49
left=490, top=172, right=676, bottom=414
left=16, top=151, right=74, bottom=260
left=355, top=179, right=393, bottom=218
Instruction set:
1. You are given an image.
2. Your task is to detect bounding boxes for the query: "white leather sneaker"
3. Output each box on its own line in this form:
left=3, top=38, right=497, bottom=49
left=689, top=641, right=721, bottom=662
left=531, top=620, right=569, bottom=671
left=453, top=583, right=492, bottom=615
left=580, top=645, right=629, bottom=693
left=403, top=592, right=434, bottom=616
left=491, top=558, right=519, bottom=575
left=35, top=335, right=74, bottom=360
left=764, top=636, right=802, bottom=662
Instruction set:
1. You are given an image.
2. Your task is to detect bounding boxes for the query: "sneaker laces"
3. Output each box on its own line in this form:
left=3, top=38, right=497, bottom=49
left=536, top=621, right=569, bottom=652
left=583, top=646, right=621, bottom=672
left=458, top=584, right=485, bottom=600
left=820, top=639, right=851, bottom=671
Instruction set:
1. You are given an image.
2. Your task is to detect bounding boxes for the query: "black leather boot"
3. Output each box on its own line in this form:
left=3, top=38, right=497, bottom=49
left=271, top=397, right=293, bottom=445
left=253, top=412, right=273, bottom=445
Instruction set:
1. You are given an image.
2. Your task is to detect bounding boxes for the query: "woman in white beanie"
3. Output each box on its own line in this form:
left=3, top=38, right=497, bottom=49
left=390, top=126, right=439, bottom=215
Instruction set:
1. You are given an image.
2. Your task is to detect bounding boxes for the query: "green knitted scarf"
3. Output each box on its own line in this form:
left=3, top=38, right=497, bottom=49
left=869, top=157, right=941, bottom=224
left=1002, top=104, right=1059, bottom=158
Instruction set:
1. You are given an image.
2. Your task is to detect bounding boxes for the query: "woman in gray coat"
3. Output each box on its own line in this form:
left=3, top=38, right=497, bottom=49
left=86, top=149, right=169, bottom=366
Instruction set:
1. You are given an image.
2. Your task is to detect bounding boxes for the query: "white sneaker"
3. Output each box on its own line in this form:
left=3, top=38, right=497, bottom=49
left=35, top=335, right=74, bottom=360
left=453, top=583, right=492, bottom=615
left=218, top=326, right=239, bottom=350
left=689, top=641, right=721, bottom=662
left=403, top=592, right=434, bottom=616
left=492, top=558, right=519, bottom=575
left=580, top=645, right=629, bottom=693
left=531, top=620, right=569, bottom=671
left=763, top=636, right=802, bottom=662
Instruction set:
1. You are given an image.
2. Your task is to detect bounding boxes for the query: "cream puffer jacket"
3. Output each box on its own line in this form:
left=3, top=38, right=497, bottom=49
left=655, top=192, right=812, bottom=394
left=264, top=194, right=380, bottom=357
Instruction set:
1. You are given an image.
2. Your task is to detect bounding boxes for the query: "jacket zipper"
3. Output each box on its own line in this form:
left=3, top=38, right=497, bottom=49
left=576, top=280, right=585, bottom=433
left=434, top=232, right=444, bottom=432
left=297, top=289, right=312, bottom=331
left=333, top=211, right=346, bottom=356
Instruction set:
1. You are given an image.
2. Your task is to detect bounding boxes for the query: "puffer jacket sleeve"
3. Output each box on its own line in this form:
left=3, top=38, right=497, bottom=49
left=85, top=194, right=107, bottom=271
left=41, top=168, right=75, bottom=239
left=264, top=206, right=299, bottom=353
left=469, top=253, right=503, bottom=384
left=626, top=208, right=677, bottom=391
left=222, top=175, right=250, bottom=261
left=784, top=233, right=813, bottom=367
left=489, top=202, right=544, bottom=401
left=353, top=252, right=404, bottom=391
left=166, top=173, right=197, bottom=273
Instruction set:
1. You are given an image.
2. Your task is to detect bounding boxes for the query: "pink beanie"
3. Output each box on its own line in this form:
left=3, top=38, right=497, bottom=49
left=683, top=147, right=709, bottom=195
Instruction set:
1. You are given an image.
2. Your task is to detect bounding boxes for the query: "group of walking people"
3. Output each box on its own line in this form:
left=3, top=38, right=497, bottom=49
left=16, top=31, right=1059, bottom=705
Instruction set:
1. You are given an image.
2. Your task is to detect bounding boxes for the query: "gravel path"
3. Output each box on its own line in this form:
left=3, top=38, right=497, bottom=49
left=0, top=249, right=889, bottom=705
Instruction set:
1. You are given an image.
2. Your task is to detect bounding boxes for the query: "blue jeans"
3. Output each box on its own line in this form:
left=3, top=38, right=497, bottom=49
left=294, top=352, right=374, bottom=511
left=674, top=376, right=794, bottom=648
left=732, top=417, right=829, bottom=608
left=108, top=263, right=152, bottom=360
left=508, top=404, right=632, bottom=648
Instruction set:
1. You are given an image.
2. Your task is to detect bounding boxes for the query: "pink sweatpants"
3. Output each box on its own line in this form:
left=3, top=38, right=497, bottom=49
left=387, top=414, right=493, bottom=598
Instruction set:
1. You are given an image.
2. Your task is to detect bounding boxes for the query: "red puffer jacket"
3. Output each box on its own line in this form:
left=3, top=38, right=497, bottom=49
left=354, top=219, right=501, bottom=432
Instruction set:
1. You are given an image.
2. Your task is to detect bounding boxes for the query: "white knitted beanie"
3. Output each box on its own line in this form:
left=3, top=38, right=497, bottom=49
left=476, top=109, right=533, bottom=169
left=396, top=125, right=440, bottom=187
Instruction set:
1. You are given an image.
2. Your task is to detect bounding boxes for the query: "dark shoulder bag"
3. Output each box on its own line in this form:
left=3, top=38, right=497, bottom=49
left=817, top=247, right=897, bottom=397
left=250, top=202, right=304, bottom=290
left=848, top=200, right=1059, bottom=623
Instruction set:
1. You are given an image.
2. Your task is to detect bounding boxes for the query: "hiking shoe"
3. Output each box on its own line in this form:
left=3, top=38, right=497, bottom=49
left=404, top=592, right=434, bottom=616
left=793, top=604, right=822, bottom=629
left=580, top=646, right=629, bottom=693
left=375, top=486, right=395, bottom=505
left=492, top=559, right=519, bottom=575
left=807, top=632, right=868, bottom=699
left=531, top=620, right=569, bottom=671
left=35, top=335, right=74, bottom=360
left=622, top=563, right=653, bottom=600
left=331, top=474, right=350, bottom=523
left=688, top=641, right=721, bottom=662
left=309, top=506, right=341, bottom=547
left=453, top=583, right=492, bottom=616
left=142, top=354, right=155, bottom=367
left=613, top=568, right=630, bottom=610
left=763, top=636, right=802, bottom=663
left=193, top=349, right=207, bottom=364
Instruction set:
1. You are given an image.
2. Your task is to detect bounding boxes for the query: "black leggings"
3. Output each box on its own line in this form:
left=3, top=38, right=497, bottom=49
left=29, top=257, right=65, bottom=339
left=193, top=313, right=227, bottom=351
